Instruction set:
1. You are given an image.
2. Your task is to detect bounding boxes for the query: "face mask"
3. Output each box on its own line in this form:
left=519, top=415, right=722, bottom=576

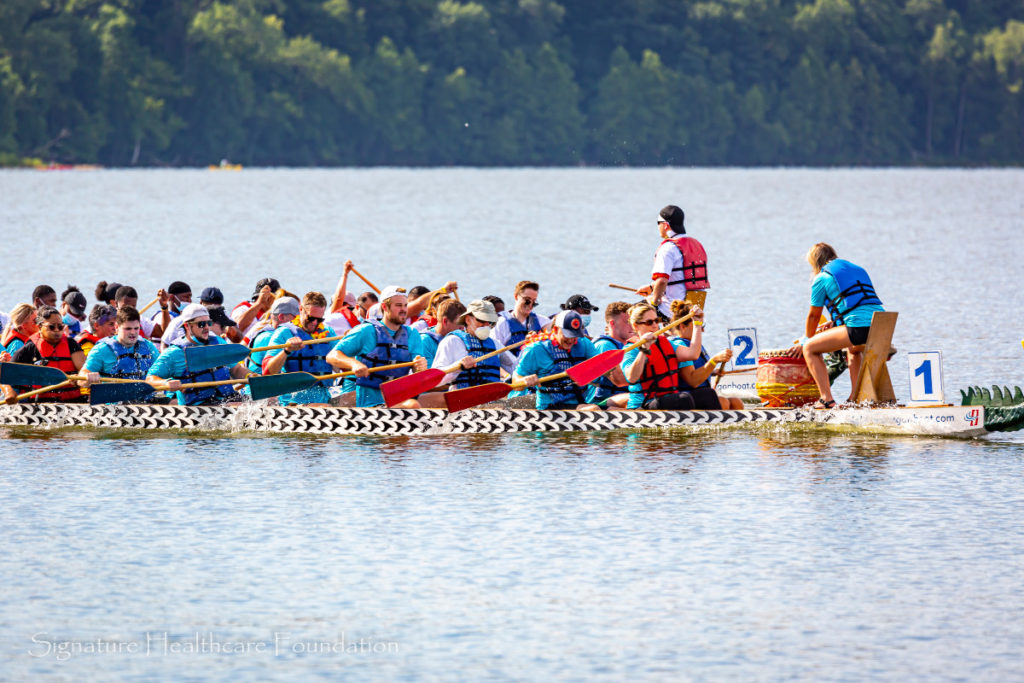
left=581, top=315, right=592, bottom=327
left=474, top=325, right=491, bottom=341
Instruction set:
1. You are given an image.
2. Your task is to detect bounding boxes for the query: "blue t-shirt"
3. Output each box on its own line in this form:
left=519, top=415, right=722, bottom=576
left=620, top=338, right=693, bottom=409
left=2, top=336, right=27, bottom=356
left=515, top=337, right=598, bottom=410
left=419, top=330, right=442, bottom=369
left=265, top=324, right=338, bottom=405
left=247, top=328, right=274, bottom=373
left=810, top=268, right=884, bottom=329
left=331, top=322, right=423, bottom=407
left=147, top=334, right=240, bottom=405
left=84, top=338, right=161, bottom=375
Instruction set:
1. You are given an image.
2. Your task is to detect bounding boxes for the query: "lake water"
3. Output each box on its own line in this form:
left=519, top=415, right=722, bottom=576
left=1, top=168, right=1023, bottom=680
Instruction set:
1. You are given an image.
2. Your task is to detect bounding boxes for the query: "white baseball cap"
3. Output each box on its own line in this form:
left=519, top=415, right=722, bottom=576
left=179, top=302, right=211, bottom=323
left=379, top=285, right=407, bottom=302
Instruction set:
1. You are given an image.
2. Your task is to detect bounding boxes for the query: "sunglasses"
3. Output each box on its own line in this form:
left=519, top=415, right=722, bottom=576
left=44, top=322, right=65, bottom=331
left=636, top=318, right=658, bottom=327
left=520, top=297, right=537, bottom=307
left=305, top=315, right=325, bottom=324
left=473, top=317, right=492, bottom=326
left=190, top=320, right=211, bottom=329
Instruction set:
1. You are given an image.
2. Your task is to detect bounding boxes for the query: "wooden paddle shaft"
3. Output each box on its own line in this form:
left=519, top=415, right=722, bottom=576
left=608, top=283, right=641, bottom=293
left=510, top=371, right=568, bottom=392
left=350, top=267, right=381, bottom=295
left=311, top=361, right=417, bottom=383
left=623, top=310, right=695, bottom=354
left=13, top=379, right=77, bottom=402
left=138, top=296, right=161, bottom=315
left=252, top=334, right=345, bottom=354
left=440, top=339, right=527, bottom=374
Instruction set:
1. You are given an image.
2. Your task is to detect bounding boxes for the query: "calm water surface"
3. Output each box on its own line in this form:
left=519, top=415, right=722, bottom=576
left=1, top=168, right=1023, bottom=680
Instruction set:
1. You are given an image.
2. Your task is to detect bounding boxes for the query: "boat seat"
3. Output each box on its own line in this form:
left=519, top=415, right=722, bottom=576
left=850, top=311, right=898, bottom=404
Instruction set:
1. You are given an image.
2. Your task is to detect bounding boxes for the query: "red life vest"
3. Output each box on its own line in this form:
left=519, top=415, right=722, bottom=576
left=636, top=336, right=682, bottom=400
left=664, top=235, right=709, bottom=290
left=30, top=335, right=83, bottom=401
left=75, top=331, right=102, bottom=356
left=3, top=329, right=30, bottom=349
left=339, top=307, right=360, bottom=329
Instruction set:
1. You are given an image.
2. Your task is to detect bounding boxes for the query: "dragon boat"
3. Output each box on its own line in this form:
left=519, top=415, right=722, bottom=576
left=1, top=385, right=1021, bottom=438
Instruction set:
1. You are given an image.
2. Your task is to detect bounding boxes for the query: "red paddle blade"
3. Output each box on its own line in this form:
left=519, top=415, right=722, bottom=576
left=566, top=349, right=625, bottom=386
left=381, top=368, right=445, bottom=407
left=443, top=382, right=513, bottom=412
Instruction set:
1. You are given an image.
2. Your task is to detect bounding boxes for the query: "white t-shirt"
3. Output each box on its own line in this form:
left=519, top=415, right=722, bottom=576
left=323, top=312, right=355, bottom=336
left=231, top=301, right=268, bottom=341
left=432, top=334, right=516, bottom=386
left=652, top=240, right=689, bottom=317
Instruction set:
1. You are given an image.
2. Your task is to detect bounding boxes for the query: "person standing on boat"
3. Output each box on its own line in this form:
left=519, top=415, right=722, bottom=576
left=326, top=286, right=428, bottom=408
left=83, top=307, right=160, bottom=384
left=787, top=243, right=884, bottom=409
left=585, top=301, right=635, bottom=409
left=620, top=302, right=704, bottom=410
left=3, top=306, right=96, bottom=403
left=261, top=291, right=339, bottom=405
left=514, top=311, right=626, bottom=411
left=146, top=303, right=253, bottom=406
left=491, top=281, right=551, bottom=375
left=635, top=205, right=709, bottom=318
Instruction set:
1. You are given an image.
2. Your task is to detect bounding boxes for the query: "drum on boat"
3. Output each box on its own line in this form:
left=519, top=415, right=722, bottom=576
left=755, top=349, right=820, bottom=407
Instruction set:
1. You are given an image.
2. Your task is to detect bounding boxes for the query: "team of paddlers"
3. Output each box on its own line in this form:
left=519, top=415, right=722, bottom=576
left=0, top=204, right=883, bottom=411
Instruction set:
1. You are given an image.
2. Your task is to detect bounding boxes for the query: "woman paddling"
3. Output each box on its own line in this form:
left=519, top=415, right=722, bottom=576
left=620, top=302, right=704, bottom=410
left=670, top=301, right=743, bottom=409
left=788, top=243, right=884, bottom=408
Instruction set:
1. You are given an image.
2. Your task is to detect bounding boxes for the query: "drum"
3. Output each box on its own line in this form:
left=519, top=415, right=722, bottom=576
left=755, top=349, right=820, bottom=407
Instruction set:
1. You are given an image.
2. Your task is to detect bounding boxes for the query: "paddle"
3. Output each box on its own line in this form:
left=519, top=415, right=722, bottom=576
left=183, top=335, right=345, bottom=372
left=137, top=296, right=160, bottom=315
left=443, top=370, right=572, bottom=413
left=7, top=379, right=78, bottom=404
left=608, top=283, right=644, bottom=294
left=351, top=267, right=381, bottom=295
left=0, top=362, right=142, bottom=387
left=88, top=377, right=251, bottom=405
left=248, top=361, right=417, bottom=401
left=380, top=340, right=526, bottom=407
left=563, top=310, right=696, bottom=386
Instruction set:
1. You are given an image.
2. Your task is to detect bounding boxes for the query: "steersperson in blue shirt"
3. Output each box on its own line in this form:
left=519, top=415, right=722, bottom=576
left=326, top=286, right=427, bottom=408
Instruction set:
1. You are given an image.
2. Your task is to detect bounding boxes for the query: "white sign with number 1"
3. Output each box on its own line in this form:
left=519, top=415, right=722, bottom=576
left=727, top=328, right=758, bottom=372
left=908, top=351, right=943, bottom=404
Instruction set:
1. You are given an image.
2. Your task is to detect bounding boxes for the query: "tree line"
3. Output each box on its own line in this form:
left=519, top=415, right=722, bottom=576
left=1, top=0, right=1022, bottom=167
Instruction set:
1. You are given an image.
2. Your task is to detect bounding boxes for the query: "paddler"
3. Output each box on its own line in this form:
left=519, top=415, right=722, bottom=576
left=491, top=280, right=551, bottom=375
left=246, top=296, right=300, bottom=374
left=670, top=301, right=743, bottom=409
left=786, top=242, right=885, bottom=409
left=83, top=306, right=160, bottom=383
left=560, top=294, right=599, bottom=338
left=261, top=292, right=339, bottom=405
left=513, top=310, right=626, bottom=411
left=326, top=260, right=360, bottom=334
left=419, top=299, right=466, bottom=368
left=1, top=304, right=37, bottom=357
left=326, top=285, right=428, bottom=408
left=430, top=299, right=512, bottom=390
left=32, top=285, right=57, bottom=309
left=231, top=277, right=279, bottom=342
left=620, top=302, right=704, bottom=410
left=3, top=305, right=96, bottom=403
left=635, top=205, right=709, bottom=318
left=585, top=301, right=634, bottom=409
left=60, top=288, right=88, bottom=336
left=113, top=285, right=161, bottom=339
left=75, top=304, right=118, bottom=355
left=146, top=303, right=254, bottom=406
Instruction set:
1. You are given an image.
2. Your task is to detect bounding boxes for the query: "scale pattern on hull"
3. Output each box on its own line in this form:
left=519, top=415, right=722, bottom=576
left=0, top=403, right=795, bottom=435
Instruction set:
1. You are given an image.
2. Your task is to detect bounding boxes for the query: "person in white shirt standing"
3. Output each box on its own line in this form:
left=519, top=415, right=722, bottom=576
left=636, top=205, right=709, bottom=319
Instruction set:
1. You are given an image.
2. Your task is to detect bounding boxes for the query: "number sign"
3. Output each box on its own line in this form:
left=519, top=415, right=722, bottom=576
left=908, top=351, right=943, bottom=404
left=728, top=328, right=758, bottom=371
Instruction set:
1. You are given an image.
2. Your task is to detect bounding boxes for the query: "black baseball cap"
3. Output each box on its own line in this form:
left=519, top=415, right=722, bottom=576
left=252, top=278, right=280, bottom=300
left=659, top=205, right=685, bottom=233
left=64, top=291, right=88, bottom=317
left=200, top=287, right=224, bottom=305
left=205, top=305, right=236, bottom=328
left=561, top=294, right=598, bottom=313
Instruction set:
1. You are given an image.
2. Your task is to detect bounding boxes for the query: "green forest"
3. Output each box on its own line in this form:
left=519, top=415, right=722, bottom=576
left=1, top=0, right=1023, bottom=167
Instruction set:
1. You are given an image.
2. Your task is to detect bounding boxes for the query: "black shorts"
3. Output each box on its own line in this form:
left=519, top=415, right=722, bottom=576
left=687, top=386, right=722, bottom=409
left=847, top=325, right=870, bottom=346
left=643, top=392, right=695, bottom=410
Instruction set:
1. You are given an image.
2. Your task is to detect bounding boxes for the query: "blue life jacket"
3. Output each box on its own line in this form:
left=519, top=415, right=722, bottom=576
left=500, top=311, right=542, bottom=356
left=537, top=340, right=588, bottom=407
left=277, top=322, right=334, bottom=377
left=246, top=328, right=274, bottom=373
left=98, top=336, right=155, bottom=380
left=821, top=259, right=882, bottom=326
left=589, top=334, right=624, bottom=401
left=450, top=330, right=502, bottom=389
left=422, top=329, right=441, bottom=344
left=355, top=320, right=412, bottom=390
left=170, top=337, right=237, bottom=406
